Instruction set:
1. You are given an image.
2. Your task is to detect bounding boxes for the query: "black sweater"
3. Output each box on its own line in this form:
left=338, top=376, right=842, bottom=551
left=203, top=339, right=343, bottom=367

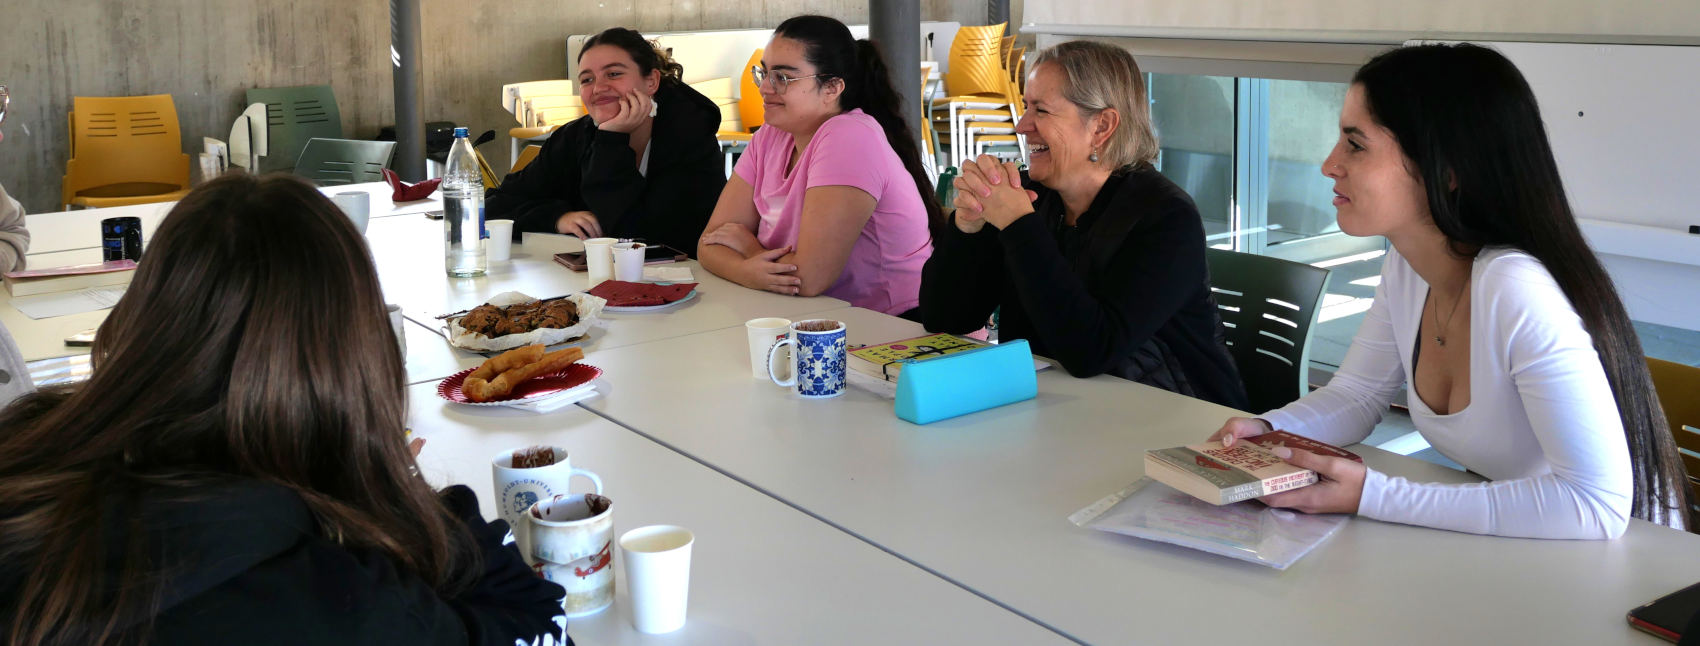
left=487, top=81, right=726, bottom=256
left=0, top=481, right=571, bottom=645
left=920, top=165, right=1249, bottom=409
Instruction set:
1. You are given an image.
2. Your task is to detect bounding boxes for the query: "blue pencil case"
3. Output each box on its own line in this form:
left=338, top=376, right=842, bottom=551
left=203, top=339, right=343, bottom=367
left=894, top=339, right=1038, bottom=425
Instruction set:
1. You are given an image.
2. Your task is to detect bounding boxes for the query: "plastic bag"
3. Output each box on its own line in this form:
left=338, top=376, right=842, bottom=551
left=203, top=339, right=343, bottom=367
left=1068, top=477, right=1349, bottom=570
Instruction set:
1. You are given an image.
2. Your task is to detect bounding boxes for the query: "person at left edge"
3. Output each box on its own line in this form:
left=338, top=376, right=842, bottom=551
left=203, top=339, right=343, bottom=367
left=487, top=27, right=725, bottom=256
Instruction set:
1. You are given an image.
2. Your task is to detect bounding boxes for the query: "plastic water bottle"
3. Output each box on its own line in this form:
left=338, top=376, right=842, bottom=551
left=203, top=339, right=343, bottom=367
left=443, top=127, right=487, bottom=277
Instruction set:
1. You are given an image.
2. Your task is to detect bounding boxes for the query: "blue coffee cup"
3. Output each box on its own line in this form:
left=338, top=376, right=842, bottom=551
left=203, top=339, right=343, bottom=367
left=766, top=319, right=847, bottom=398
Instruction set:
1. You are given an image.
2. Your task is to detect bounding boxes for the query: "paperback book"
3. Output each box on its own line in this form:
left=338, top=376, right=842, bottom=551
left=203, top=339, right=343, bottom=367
left=1144, top=431, right=1361, bottom=505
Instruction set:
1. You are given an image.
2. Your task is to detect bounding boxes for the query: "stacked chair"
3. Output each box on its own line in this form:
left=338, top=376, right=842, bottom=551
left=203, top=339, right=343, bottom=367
left=293, top=138, right=397, bottom=186
left=691, top=74, right=750, bottom=178
left=501, top=80, right=584, bottom=170
left=62, top=94, right=192, bottom=209
left=246, top=85, right=342, bottom=173
left=930, top=24, right=1026, bottom=169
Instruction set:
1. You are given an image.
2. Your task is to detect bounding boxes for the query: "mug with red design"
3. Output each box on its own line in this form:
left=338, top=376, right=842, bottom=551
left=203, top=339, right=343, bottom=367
left=530, top=493, right=616, bottom=617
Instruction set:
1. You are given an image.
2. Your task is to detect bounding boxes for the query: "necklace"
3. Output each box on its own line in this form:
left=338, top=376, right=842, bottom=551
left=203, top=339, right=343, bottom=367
left=1430, top=275, right=1470, bottom=347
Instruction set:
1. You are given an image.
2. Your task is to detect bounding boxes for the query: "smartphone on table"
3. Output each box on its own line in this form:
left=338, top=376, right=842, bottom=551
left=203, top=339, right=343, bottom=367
left=554, top=243, right=687, bottom=271
left=1629, top=581, right=1700, bottom=642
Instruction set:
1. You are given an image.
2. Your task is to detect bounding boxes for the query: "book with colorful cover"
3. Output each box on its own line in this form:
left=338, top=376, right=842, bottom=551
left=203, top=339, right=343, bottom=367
left=1143, top=431, right=1362, bottom=505
left=848, top=333, right=984, bottom=381
left=3, top=260, right=137, bottom=297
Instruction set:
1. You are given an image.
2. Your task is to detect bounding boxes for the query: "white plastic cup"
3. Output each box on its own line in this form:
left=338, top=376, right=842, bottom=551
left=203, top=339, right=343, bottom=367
left=612, top=242, right=645, bottom=282
left=620, top=525, right=694, bottom=634
left=385, top=303, right=407, bottom=361
left=486, top=219, right=514, bottom=262
left=583, top=237, right=617, bottom=286
left=332, top=191, right=370, bottom=234
left=744, top=317, right=791, bottom=379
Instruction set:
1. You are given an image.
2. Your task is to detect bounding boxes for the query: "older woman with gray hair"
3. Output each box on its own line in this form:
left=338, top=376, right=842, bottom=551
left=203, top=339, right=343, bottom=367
left=919, top=41, right=1247, bottom=408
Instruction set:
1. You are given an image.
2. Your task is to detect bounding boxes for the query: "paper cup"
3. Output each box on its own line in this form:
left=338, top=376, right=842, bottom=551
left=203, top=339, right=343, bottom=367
left=584, top=237, right=617, bottom=286
left=332, top=191, right=370, bottom=234
left=745, top=318, right=791, bottom=379
left=613, top=242, right=645, bottom=282
left=620, top=525, right=694, bottom=634
left=486, top=219, right=514, bottom=262
left=385, top=303, right=407, bottom=361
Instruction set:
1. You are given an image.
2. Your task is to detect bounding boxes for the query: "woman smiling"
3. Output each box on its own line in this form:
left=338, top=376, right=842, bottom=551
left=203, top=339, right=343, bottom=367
left=920, top=41, right=1247, bottom=408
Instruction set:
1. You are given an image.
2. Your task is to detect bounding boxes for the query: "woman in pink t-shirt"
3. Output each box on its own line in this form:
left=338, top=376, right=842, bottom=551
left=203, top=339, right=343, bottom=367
left=696, top=15, right=939, bottom=316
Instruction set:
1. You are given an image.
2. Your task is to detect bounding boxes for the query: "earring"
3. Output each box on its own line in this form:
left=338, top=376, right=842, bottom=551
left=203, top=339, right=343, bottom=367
left=1089, top=148, right=1100, bottom=163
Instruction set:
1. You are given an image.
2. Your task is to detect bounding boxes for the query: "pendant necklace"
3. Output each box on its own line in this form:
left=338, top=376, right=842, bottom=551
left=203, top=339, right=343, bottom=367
left=1431, top=275, right=1470, bottom=347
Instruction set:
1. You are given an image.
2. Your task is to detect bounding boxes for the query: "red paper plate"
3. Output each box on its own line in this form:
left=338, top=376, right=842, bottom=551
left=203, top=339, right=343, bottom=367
left=437, top=363, right=603, bottom=405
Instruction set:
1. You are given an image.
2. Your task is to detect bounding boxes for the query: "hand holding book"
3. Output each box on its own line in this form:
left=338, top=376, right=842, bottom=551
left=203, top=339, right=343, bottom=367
left=1208, top=417, right=1366, bottom=514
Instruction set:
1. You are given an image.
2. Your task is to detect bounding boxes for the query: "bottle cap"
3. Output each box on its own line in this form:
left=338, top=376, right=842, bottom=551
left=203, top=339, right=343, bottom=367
left=453, top=127, right=469, bottom=138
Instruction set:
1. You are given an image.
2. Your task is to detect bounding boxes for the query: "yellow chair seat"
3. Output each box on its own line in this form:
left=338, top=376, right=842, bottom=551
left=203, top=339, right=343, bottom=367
left=936, top=109, right=1009, bottom=121
left=717, top=131, right=753, bottom=143
left=509, top=125, right=559, bottom=141
left=975, top=135, right=1020, bottom=144
left=932, top=95, right=1009, bottom=108
left=70, top=185, right=191, bottom=209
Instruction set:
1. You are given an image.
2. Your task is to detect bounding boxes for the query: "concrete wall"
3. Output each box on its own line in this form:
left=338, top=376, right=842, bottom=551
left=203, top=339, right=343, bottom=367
left=0, top=0, right=978, bottom=215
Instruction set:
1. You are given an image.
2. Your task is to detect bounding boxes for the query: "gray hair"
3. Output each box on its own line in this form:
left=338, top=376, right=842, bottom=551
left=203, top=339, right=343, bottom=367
left=1030, top=41, right=1159, bottom=169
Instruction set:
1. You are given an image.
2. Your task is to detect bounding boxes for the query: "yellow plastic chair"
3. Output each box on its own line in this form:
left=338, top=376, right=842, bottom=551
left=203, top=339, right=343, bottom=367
left=931, top=24, right=1013, bottom=165
left=62, top=95, right=191, bottom=209
left=968, top=48, right=1027, bottom=162
left=1648, top=357, right=1700, bottom=518
left=510, top=145, right=542, bottom=174
left=737, top=48, right=765, bottom=133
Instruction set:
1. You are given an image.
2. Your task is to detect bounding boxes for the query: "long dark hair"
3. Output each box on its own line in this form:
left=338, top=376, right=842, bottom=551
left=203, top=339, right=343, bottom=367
left=0, top=174, right=479, bottom=645
left=1355, top=43, right=1691, bottom=528
left=579, top=27, right=685, bottom=84
left=774, top=15, right=944, bottom=227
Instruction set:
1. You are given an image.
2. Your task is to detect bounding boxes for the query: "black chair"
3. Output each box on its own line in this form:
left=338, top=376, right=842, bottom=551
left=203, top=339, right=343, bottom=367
left=1205, top=248, right=1331, bottom=413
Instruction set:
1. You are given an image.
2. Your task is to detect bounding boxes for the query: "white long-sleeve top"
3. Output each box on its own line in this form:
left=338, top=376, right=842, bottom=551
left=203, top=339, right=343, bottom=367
left=1260, top=246, right=1633, bottom=539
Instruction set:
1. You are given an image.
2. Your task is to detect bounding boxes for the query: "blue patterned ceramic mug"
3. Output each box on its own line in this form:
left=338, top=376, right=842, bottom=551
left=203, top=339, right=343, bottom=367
left=767, top=319, right=847, bottom=398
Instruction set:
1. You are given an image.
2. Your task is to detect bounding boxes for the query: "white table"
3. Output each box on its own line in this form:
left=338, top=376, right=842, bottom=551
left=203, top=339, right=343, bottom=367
left=574, top=306, right=1700, bottom=645
left=364, top=215, right=847, bottom=383
left=405, top=382, right=1066, bottom=645
left=20, top=181, right=439, bottom=256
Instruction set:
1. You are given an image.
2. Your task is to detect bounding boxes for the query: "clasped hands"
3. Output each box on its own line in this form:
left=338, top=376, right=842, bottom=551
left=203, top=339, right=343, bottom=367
left=1207, top=417, right=1367, bottom=515
left=952, top=154, right=1038, bottom=233
left=701, top=223, right=801, bottom=296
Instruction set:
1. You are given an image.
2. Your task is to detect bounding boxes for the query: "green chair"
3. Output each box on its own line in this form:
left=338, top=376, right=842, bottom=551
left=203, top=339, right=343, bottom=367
left=247, top=85, right=342, bottom=173
left=294, top=138, right=396, bottom=186
left=1205, top=248, right=1331, bottom=413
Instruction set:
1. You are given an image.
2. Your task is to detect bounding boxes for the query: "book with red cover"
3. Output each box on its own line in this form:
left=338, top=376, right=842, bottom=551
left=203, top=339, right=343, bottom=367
left=1144, top=431, right=1362, bottom=505
left=3, top=260, right=137, bottom=297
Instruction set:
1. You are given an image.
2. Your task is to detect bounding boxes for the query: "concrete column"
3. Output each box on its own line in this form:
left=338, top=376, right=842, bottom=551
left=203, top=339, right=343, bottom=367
left=988, top=0, right=1010, bottom=32
left=389, top=0, right=425, bottom=181
left=870, top=0, right=922, bottom=150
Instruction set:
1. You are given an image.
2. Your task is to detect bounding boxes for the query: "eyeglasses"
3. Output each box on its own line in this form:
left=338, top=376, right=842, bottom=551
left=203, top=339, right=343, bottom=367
left=750, top=66, right=831, bottom=93
left=0, top=86, right=9, bottom=127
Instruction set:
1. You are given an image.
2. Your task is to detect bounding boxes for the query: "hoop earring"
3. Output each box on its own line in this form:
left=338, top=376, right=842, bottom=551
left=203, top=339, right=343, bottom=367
left=1089, top=148, right=1100, bottom=163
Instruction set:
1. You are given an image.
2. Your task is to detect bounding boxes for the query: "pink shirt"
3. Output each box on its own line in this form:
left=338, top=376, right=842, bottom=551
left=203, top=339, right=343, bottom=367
left=733, top=109, right=932, bottom=314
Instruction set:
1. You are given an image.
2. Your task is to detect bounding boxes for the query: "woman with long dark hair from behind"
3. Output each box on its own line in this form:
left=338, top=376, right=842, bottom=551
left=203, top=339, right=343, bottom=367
left=696, top=15, right=939, bottom=317
left=1210, top=43, right=1691, bottom=538
left=0, top=174, right=569, bottom=644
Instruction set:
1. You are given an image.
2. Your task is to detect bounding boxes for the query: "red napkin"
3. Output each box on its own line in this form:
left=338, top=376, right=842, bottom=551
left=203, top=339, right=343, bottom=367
left=587, top=281, right=698, bottom=307
left=382, top=168, right=443, bottom=202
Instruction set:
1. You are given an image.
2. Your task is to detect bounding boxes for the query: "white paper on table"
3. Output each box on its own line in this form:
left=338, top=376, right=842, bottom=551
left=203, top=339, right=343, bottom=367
left=642, top=265, right=695, bottom=283
left=502, top=384, right=600, bottom=413
left=11, top=285, right=128, bottom=320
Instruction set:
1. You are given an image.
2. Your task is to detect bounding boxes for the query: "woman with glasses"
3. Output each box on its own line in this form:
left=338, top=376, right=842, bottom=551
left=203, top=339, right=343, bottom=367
left=0, top=85, right=30, bottom=273
left=487, top=28, right=725, bottom=256
left=697, top=15, right=938, bottom=317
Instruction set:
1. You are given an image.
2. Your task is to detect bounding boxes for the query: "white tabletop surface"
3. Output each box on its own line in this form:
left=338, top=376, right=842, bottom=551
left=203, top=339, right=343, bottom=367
left=406, top=382, right=1066, bottom=645
left=364, top=215, right=847, bottom=383
left=575, top=306, right=1700, bottom=645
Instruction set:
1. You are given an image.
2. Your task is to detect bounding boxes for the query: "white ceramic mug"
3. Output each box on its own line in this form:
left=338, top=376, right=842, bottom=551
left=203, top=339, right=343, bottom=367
left=612, top=242, right=645, bottom=282
left=531, top=493, right=617, bottom=617
left=491, top=446, right=603, bottom=565
left=620, top=525, right=694, bottom=634
left=744, top=317, right=791, bottom=379
left=486, top=219, right=514, bottom=262
left=767, top=319, right=848, bottom=398
left=332, top=191, right=370, bottom=234
left=583, top=237, right=617, bottom=286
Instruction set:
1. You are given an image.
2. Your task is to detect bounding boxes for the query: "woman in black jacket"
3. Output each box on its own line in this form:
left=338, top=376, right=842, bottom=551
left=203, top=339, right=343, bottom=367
left=922, top=41, right=1248, bottom=409
left=0, top=174, right=569, bottom=645
left=487, top=27, right=726, bottom=256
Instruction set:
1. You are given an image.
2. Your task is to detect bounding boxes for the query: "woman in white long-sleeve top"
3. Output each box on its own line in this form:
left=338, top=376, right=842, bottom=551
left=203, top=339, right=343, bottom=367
left=1209, top=43, right=1691, bottom=539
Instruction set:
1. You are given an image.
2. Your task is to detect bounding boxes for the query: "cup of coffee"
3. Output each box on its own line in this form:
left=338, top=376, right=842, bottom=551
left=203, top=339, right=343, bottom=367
left=744, top=317, right=791, bottom=379
left=583, top=237, right=617, bottom=286
left=530, top=493, right=617, bottom=617
left=331, top=191, right=370, bottom=234
left=766, top=319, right=847, bottom=398
left=101, top=216, right=143, bottom=262
left=612, top=242, right=645, bottom=282
left=492, top=446, right=603, bottom=565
